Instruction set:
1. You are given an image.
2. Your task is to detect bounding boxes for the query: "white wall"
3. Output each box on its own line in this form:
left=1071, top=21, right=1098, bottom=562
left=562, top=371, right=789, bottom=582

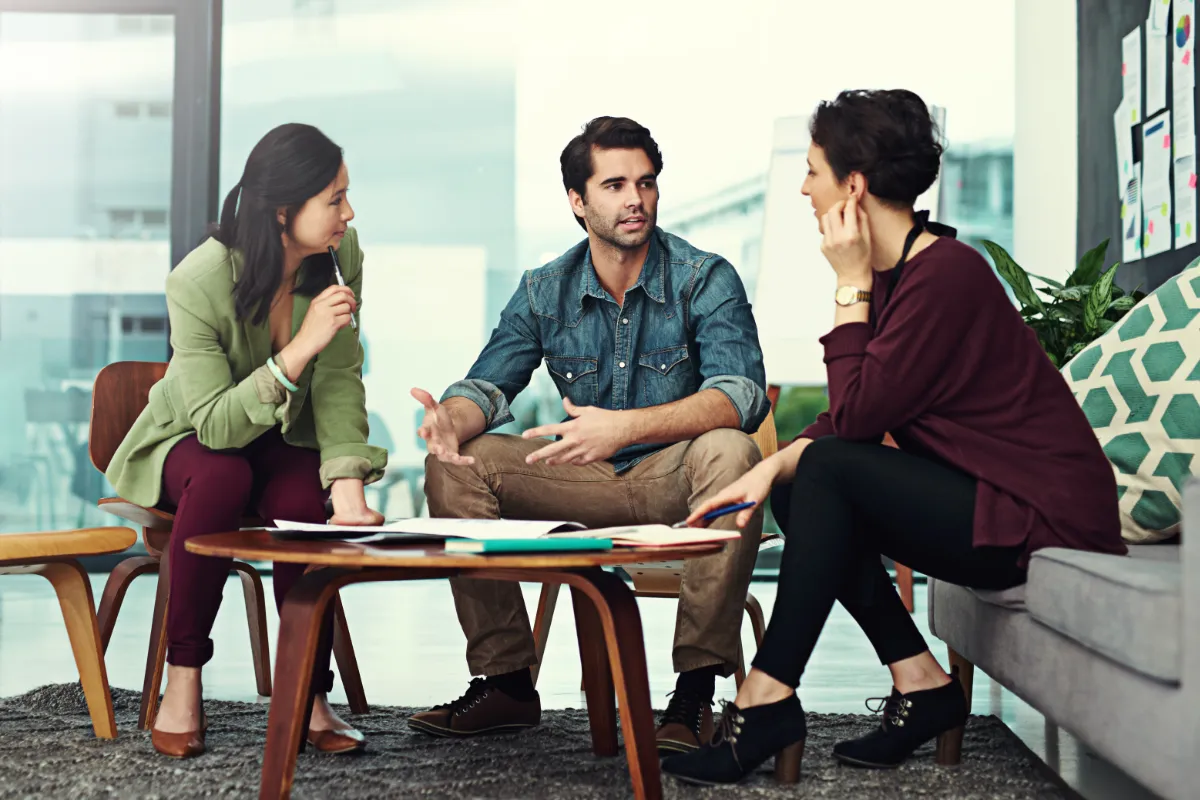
left=1014, top=0, right=1078, bottom=281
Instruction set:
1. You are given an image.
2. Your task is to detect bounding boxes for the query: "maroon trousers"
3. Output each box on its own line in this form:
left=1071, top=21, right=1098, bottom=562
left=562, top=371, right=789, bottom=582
left=160, top=428, right=334, bottom=693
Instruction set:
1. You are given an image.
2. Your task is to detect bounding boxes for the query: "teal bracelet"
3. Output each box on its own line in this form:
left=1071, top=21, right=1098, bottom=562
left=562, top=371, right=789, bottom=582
left=267, top=356, right=299, bottom=393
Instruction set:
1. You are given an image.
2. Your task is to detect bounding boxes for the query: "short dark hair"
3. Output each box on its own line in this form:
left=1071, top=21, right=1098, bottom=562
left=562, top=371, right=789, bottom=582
left=560, top=116, right=664, bottom=230
left=809, top=89, right=943, bottom=209
left=212, top=123, right=343, bottom=325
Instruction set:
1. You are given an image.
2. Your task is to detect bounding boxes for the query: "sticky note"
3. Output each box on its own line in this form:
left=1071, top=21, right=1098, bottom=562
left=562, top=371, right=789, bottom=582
left=1123, top=63, right=1128, bottom=76
left=1150, top=220, right=1156, bottom=234
left=1163, top=202, right=1170, bottom=216
left=1132, top=107, right=1139, bottom=123
left=1190, top=173, right=1197, bottom=189
left=1186, top=50, right=1193, bottom=66
left=1121, top=204, right=1127, bottom=219
left=1177, top=223, right=1182, bottom=236
left=1165, top=134, right=1173, bottom=149
left=1189, top=223, right=1194, bottom=236
left=1145, top=233, right=1152, bottom=248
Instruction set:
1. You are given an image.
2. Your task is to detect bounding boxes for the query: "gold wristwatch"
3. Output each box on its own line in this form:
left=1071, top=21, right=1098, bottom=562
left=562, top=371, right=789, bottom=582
left=834, top=285, right=872, bottom=307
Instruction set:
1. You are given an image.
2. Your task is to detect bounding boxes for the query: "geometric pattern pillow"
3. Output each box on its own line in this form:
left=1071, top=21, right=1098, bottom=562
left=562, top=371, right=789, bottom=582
left=1063, top=257, right=1200, bottom=542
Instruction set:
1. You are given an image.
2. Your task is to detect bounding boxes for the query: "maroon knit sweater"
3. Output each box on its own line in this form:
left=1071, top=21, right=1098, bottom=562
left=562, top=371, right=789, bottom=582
left=799, top=237, right=1126, bottom=562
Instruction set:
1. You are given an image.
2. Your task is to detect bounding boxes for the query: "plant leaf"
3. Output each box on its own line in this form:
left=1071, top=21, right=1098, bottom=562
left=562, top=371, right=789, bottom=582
left=1098, top=318, right=1116, bottom=333
left=1108, top=295, right=1138, bottom=313
left=1028, top=273, right=1065, bottom=289
left=1068, top=239, right=1110, bottom=287
left=1084, top=263, right=1119, bottom=332
left=982, top=240, right=1044, bottom=312
left=1065, top=341, right=1089, bottom=360
left=1048, top=285, right=1091, bottom=301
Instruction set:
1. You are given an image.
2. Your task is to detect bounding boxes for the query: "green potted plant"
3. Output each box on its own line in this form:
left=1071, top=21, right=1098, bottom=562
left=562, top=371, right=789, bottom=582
left=981, top=239, right=1146, bottom=367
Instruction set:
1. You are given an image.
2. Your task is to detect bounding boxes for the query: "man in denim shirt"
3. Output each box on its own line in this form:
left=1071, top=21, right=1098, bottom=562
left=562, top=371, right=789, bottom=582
left=408, top=117, right=769, bottom=755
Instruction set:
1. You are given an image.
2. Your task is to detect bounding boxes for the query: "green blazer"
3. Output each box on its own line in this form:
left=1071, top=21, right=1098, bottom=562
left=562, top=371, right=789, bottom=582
left=105, top=226, right=387, bottom=508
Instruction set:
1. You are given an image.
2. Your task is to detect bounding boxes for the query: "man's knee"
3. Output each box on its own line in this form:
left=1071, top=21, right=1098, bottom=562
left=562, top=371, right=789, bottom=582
left=423, top=435, right=515, bottom=516
left=686, top=428, right=763, bottom=475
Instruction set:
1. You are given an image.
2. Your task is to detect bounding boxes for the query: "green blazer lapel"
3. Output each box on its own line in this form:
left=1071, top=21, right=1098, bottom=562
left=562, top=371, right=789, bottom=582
left=230, top=246, right=273, bottom=367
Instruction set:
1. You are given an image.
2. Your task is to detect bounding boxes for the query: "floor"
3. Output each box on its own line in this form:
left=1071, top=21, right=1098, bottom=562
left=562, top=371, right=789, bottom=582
left=0, top=572, right=1164, bottom=800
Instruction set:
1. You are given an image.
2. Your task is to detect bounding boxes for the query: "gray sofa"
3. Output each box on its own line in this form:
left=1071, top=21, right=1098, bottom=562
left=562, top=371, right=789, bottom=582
left=928, top=480, right=1199, bottom=800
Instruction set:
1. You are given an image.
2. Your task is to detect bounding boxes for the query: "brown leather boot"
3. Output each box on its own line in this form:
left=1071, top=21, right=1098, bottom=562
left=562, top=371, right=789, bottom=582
left=656, top=689, right=715, bottom=755
left=408, top=678, right=541, bottom=737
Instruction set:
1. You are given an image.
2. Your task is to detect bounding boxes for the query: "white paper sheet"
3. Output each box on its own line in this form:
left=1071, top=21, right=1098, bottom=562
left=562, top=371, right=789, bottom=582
left=1124, top=162, right=1145, bottom=263
left=1149, top=2, right=1170, bottom=114
left=1175, top=0, right=1197, bottom=158
left=1143, top=112, right=1175, bottom=257
left=1115, top=102, right=1135, bottom=200
left=1125, top=26, right=1144, bottom=126
left=1174, top=154, right=1198, bottom=246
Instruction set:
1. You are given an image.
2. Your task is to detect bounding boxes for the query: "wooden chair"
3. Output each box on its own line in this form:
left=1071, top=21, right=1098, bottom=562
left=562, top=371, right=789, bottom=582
left=0, top=526, right=137, bottom=739
left=88, top=361, right=367, bottom=729
left=530, top=410, right=781, bottom=689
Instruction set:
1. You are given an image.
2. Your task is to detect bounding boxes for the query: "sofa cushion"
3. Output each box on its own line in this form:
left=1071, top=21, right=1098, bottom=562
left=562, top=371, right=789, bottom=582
left=1062, top=256, right=1200, bottom=543
left=1025, top=545, right=1182, bottom=683
left=970, top=584, right=1027, bottom=609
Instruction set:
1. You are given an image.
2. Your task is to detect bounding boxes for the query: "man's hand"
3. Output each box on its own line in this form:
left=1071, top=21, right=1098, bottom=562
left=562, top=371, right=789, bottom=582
left=522, top=398, right=629, bottom=466
left=412, top=387, right=475, bottom=466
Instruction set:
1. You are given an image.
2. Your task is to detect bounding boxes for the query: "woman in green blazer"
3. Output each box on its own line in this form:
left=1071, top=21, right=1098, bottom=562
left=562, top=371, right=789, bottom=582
left=106, top=123, right=387, bottom=758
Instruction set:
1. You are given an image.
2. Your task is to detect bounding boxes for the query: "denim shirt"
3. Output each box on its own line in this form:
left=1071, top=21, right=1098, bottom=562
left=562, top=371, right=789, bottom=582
left=442, top=228, right=769, bottom=472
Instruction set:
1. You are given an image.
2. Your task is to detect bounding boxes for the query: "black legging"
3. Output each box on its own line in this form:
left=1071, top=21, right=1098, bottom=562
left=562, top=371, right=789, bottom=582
left=752, top=436, right=1027, bottom=688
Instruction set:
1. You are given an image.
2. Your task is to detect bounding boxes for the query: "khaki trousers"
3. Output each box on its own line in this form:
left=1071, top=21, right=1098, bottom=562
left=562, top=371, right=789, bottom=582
left=423, top=428, right=764, bottom=677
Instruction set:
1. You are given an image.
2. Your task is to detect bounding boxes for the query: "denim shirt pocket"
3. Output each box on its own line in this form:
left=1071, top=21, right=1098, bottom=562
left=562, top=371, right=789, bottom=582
left=638, top=345, right=693, bottom=406
left=545, top=356, right=600, bottom=407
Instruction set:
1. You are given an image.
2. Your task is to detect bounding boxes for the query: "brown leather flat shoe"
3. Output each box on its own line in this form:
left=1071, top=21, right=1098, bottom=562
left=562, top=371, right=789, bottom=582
left=151, top=714, right=207, bottom=759
left=307, top=726, right=366, bottom=754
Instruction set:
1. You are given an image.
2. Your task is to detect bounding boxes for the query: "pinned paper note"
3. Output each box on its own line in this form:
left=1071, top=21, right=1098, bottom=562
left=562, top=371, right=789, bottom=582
left=1144, top=111, right=1174, bottom=256
left=1175, top=154, right=1197, bottom=248
left=1166, top=134, right=1173, bottom=148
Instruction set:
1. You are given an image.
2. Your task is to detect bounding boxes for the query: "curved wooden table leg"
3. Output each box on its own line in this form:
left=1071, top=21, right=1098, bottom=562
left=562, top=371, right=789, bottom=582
left=476, top=567, right=660, bottom=800
left=260, top=567, right=454, bottom=800
left=530, top=582, right=561, bottom=688
left=745, top=592, right=766, bottom=648
left=140, top=548, right=171, bottom=730
left=97, top=555, right=159, bottom=653
left=35, top=560, right=117, bottom=739
left=232, top=561, right=273, bottom=697
left=570, top=583, right=617, bottom=756
left=332, top=593, right=368, bottom=714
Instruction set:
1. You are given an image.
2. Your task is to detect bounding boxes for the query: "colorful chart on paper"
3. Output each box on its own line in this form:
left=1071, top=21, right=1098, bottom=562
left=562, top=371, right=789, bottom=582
left=1178, top=14, right=1192, bottom=49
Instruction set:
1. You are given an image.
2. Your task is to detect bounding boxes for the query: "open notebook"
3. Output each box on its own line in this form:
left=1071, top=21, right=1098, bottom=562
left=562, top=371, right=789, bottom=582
left=269, top=518, right=739, bottom=548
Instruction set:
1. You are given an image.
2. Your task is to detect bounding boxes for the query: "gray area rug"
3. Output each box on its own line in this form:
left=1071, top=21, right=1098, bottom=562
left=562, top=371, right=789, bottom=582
left=0, top=683, right=1075, bottom=799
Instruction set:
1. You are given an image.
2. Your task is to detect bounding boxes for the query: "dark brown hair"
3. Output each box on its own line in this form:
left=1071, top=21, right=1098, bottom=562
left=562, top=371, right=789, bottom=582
left=810, top=89, right=943, bottom=209
left=560, top=116, right=664, bottom=230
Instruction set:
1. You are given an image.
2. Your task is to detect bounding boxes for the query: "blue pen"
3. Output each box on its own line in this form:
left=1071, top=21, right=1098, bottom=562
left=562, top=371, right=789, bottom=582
left=672, top=501, right=757, bottom=528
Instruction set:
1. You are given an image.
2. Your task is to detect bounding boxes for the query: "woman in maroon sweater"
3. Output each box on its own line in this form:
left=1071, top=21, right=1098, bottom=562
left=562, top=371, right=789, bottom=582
left=662, top=89, right=1126, bottom=787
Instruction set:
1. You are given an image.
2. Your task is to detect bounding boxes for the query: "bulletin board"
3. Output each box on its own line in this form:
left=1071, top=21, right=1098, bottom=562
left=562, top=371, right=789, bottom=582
left=1078, top=0, right=1199, bottom=292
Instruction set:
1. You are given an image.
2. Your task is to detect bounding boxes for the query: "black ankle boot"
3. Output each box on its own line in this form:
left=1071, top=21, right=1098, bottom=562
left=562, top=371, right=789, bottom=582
left=833, top=674, right=968, bottom=768
left=661, top=695, right=807, bottom=786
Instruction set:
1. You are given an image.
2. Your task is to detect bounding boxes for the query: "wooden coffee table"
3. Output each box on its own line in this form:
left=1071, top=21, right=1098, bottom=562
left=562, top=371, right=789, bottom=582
left=186, top=531, right=725, bottom=800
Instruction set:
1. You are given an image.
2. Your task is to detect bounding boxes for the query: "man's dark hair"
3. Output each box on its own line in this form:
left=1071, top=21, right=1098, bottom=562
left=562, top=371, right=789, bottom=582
left=809, top=89, right=943, bottom=209
left=560, top=116, right=664, bottom=230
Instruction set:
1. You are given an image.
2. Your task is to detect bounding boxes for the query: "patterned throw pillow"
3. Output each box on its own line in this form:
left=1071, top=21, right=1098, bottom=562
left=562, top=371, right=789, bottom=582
left=1063, top=257, right=1200, bottom=542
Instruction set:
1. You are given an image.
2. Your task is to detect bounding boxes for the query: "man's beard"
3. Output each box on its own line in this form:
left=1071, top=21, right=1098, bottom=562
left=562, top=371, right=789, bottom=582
left=585, top=207, right=655, bottom=250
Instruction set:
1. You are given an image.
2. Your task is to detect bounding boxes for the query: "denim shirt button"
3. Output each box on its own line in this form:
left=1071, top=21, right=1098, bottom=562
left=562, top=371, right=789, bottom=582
left=566, top=372, right=573, bottom=379
left=618, top=361, right=626, bottom=368
left=660, top=364, right=666, bottom=370
left=622, top=318, right=629, bottom=324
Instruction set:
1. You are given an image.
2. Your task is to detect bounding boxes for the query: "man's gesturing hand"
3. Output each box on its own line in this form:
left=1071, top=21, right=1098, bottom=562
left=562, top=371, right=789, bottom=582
left=522, top=398, right=628, bottom=467
left=411, top=387, right=475, bottom=466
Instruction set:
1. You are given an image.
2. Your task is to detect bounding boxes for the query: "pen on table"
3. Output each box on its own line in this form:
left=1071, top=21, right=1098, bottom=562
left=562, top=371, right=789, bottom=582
left=328, top=245, right=358, bottom=331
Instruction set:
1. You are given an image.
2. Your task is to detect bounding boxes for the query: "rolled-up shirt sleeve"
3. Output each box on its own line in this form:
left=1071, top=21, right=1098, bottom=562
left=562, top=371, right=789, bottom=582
left=689, top=257, right=769, bottom=432
left=440, top=272, right=545, bottom=432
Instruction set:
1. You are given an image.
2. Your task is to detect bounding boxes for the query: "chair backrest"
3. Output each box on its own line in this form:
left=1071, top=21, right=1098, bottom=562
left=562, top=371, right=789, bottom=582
left=88, top=361, right=168, bottom=473
left=750, top=409, right=779, bottom=459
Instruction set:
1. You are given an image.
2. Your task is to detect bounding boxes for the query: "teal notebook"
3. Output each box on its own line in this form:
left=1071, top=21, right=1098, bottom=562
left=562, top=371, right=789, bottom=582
left=443, top=538, right=614, bottom=554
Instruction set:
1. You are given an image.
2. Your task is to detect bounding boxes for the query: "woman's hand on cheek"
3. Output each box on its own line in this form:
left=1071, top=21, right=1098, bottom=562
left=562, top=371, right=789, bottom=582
left=820, top=195, right=873, bottom=282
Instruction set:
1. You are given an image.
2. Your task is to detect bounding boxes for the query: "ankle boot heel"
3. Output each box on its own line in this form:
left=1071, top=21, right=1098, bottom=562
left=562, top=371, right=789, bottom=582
left=935, top=725, right=964, bottom=765
left=773, top=740, right=804, bottom=783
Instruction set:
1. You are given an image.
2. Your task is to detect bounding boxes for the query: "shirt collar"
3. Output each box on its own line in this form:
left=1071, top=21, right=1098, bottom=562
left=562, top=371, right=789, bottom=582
left=576, top=229, right=666, bottom=306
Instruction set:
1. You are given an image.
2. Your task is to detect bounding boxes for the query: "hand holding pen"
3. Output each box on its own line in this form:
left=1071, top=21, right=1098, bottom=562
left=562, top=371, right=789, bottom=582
left=328, top=245, right=358, bottom=331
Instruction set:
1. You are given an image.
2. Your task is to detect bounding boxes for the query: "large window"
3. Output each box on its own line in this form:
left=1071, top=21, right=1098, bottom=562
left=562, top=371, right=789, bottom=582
left=0, top=0, right=1017, bottom=533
